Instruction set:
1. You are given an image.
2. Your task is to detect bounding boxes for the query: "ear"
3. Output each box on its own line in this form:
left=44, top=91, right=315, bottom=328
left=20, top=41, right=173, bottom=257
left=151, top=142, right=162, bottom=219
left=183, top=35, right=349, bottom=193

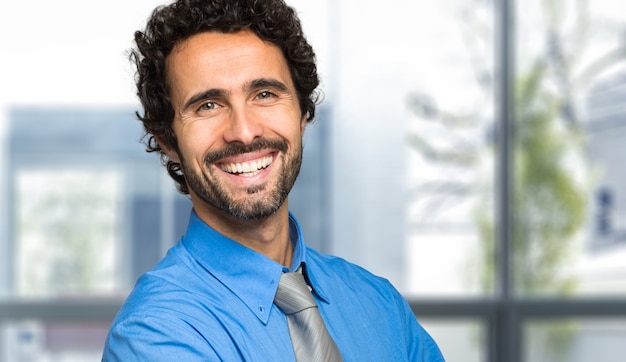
left=156, top=134, right=181, bottom=163
left=300, top=113, right=308, bottom=134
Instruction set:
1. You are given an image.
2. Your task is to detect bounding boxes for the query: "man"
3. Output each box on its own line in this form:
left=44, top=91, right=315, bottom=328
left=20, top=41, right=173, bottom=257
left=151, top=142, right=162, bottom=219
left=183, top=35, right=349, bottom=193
left=103, top=0, right=444, bottom=360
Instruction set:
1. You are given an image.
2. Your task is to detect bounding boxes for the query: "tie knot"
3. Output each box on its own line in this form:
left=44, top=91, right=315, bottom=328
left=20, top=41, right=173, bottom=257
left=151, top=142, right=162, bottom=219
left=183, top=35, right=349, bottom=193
left=274, top=272, right=317, bottom=315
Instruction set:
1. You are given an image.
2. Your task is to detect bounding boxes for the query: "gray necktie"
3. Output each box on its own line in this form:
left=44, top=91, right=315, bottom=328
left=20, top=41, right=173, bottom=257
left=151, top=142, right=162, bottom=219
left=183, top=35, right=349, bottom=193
left=274, top=268, right=343, bottom=362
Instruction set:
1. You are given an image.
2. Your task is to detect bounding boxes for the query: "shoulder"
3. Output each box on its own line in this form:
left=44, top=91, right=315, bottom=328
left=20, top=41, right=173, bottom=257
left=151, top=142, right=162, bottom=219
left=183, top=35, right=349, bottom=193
left=113, top=244, right=200, bottom=318
left=110, top=238, right=231, bottom=328
left=306, top=248, right=445, bottom=361
left=306, top=247, right=398, bottom=294
left=305, top=247, right=414, bottom=324
left=103, top=311, right=219, bottom=361
left=103, top=282, right=214, bottom=361
left=103, top=247, right=219, bottom=360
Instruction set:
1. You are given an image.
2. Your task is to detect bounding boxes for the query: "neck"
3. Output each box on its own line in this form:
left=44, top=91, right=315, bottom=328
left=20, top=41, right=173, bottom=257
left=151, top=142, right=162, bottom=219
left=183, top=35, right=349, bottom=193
left=193, top=201, right=294, bottom=267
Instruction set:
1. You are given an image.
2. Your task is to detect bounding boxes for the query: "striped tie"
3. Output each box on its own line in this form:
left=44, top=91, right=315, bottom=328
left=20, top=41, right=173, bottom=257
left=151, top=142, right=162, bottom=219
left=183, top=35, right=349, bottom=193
left=274, top=268, right=343, bottom=361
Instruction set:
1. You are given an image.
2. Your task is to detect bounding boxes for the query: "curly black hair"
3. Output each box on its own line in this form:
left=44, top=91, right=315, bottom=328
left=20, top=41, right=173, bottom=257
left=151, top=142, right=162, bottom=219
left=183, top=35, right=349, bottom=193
left=131, top=0, right=320, bottom=194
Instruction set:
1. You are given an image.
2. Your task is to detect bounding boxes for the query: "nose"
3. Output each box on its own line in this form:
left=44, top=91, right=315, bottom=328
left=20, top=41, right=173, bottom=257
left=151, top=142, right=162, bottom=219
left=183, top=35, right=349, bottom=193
left=223, top=106, right=263, bottom=144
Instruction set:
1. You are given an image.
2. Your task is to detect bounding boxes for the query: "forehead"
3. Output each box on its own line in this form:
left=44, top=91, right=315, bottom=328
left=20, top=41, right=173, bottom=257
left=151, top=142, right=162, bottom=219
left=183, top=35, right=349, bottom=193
left=165, top=30, right=293, bottom=93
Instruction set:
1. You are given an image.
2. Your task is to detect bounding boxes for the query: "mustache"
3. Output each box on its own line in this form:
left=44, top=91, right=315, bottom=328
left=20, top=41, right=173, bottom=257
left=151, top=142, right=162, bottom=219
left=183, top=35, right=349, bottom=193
left=204, top=138, right=289, bottom=164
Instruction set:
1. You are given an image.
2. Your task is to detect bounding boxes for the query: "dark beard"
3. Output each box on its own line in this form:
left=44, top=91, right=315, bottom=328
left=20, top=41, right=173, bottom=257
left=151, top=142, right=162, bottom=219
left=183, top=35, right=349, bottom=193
left=181, top=138, right=303, bottom=221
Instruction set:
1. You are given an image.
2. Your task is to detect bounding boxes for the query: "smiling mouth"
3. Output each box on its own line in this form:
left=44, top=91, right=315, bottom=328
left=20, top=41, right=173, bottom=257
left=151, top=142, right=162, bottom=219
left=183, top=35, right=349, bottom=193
left=219, top=155, right=274, bottom=177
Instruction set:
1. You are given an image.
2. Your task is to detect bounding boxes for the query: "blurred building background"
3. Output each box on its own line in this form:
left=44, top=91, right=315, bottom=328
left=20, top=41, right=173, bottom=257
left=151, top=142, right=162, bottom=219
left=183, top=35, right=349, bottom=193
left=0, top=0, right=625, bottom=361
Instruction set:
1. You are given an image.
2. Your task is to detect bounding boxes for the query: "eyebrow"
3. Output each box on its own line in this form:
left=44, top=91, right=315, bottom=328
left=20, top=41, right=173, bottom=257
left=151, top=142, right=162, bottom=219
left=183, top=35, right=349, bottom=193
left=248, top=78, right=290, bottom=94
left=183, top=89, right=227, bottom=113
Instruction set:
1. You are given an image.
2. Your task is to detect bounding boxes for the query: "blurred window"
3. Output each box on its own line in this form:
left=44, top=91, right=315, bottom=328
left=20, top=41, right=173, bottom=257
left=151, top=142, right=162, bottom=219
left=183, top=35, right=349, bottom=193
left=4, top=108, right=190, bottom=299
left=525, top=319, right=626, bottom=362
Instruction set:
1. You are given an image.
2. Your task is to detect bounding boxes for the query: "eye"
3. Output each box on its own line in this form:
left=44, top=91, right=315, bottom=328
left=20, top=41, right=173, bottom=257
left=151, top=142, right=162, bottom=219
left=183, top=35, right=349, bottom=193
left=257, top=90, right=277, bottom=100
left=198, top=101, right=220, bottom=111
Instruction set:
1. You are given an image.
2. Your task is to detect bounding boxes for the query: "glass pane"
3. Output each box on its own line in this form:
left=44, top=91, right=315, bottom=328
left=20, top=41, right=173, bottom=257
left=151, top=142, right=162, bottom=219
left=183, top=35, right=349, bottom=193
left=421, top=319, right=485, bottom=362
left=1, top=321, right=109, bottom=362
left=404, top=0, right=495, bottom=296
left=326, top=0, right=495, bottom=297
left=16, top=169, right=120, bottom=297
left=525, top=319, right=626, bottom=362
left=515, top=0, right=626, bottom=296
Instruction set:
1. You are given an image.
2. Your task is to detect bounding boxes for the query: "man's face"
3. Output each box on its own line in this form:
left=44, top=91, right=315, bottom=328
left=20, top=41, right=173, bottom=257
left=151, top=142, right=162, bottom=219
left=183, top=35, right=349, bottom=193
left=164, top=30, right=306, bottom=221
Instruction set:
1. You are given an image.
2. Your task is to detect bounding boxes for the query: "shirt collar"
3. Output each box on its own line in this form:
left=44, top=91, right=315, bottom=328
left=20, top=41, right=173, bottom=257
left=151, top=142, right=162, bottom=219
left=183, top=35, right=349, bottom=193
left=286, top=215, right=330, bottom=304
left=180, top=210, right=310, bottom=324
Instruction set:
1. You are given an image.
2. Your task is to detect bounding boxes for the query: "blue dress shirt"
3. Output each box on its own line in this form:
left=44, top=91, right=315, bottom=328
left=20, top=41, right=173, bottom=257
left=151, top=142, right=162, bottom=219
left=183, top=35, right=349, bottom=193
left=102, top=211, right=444, bottom=361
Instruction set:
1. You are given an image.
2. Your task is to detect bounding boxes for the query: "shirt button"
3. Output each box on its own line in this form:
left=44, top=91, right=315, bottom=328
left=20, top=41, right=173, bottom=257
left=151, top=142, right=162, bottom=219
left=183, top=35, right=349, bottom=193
left=259, top=305, right=265, bottom=313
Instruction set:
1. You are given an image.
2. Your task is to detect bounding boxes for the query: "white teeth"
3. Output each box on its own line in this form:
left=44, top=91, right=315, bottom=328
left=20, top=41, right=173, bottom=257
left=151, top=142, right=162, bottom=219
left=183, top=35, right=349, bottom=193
left=221, top=156, right=273, bottom=176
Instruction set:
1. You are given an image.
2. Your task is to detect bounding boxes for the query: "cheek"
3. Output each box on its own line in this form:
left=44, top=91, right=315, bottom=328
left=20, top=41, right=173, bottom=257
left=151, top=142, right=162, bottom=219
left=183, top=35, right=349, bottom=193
left=265, top=111, right=305, bottom=140
left=176, top=126, right=219, bottom=164
left=273, top=124, right=302, bottom=146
